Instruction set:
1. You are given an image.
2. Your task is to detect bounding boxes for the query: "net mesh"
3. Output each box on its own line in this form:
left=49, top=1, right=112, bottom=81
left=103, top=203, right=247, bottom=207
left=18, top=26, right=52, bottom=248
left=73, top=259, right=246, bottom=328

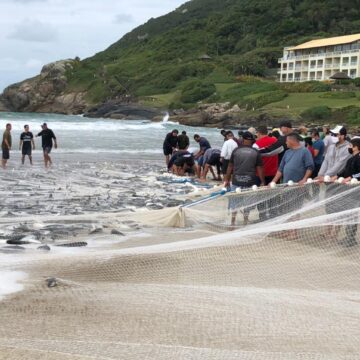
left=0, top=182, right=359, bottom=359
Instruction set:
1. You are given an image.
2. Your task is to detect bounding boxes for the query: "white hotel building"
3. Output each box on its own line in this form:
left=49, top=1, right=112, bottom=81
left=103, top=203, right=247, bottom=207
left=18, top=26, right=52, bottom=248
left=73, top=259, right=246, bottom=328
left=278, top=33, right=360, bottom=82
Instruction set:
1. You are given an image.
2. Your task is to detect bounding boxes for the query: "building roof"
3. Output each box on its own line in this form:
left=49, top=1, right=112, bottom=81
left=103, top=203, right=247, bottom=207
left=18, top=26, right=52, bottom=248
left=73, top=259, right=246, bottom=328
left=287, top=33, right=360, bottom=51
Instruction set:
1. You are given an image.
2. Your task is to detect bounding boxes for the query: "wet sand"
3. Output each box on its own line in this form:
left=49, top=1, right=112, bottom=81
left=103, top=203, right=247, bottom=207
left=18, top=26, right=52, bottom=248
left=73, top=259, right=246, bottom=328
left=1, top=153, right=360, bottom=359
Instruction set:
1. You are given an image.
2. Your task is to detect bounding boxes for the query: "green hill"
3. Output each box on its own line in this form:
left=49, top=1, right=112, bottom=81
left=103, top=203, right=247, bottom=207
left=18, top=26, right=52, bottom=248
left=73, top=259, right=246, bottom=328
left=66, top=0, right=360, bottom=106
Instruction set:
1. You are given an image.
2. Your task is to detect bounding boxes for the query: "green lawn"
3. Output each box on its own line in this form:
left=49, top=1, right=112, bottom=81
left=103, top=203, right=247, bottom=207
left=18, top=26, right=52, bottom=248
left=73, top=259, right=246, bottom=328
left=263, top=92, right=360, bottom=114
left=215, top=83, right=238, bottom=94
left=139, top=91, right=179, bottom=107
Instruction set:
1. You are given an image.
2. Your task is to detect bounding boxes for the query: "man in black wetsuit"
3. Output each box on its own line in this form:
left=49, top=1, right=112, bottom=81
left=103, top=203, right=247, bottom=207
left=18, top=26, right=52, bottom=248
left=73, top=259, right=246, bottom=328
left=177, top=131, right=190, bottom=150
left=36, top=123, right=57, bottom=168
left=19, top=124, right=35, bottom=165
left=163, top=129, right=179, bottom=166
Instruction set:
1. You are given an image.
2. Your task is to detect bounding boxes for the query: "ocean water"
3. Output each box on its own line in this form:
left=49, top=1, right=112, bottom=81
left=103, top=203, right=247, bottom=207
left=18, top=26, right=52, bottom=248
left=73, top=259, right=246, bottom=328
left=0, top=112, right=226, bottom=300
left=0, top=112, right=224, bottom=155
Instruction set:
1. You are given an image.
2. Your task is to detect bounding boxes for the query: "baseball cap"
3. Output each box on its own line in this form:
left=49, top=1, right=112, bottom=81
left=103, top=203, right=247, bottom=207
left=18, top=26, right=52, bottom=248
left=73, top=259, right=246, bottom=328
left=247, top=127, right=256, bottom=135
left=330, top=125, right=346, bottom=135
left=242, top=131, right=255, bottom=141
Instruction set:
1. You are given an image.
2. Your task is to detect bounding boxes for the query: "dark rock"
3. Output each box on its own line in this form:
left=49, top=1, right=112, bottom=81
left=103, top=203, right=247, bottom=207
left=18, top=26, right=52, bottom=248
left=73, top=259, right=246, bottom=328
left=84, top=102, right=161, bottom=120
left=46, top=277, right=58, bottom=288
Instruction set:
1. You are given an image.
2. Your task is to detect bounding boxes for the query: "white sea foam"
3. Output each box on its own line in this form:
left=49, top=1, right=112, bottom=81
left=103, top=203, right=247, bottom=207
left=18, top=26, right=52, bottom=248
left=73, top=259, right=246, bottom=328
left=0, top=270, right=27, bottom=301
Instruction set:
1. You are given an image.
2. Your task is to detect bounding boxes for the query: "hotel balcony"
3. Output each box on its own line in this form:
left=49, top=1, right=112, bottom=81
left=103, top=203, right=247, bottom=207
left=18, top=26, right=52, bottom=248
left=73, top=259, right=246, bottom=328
left=278, top=48, right=360, bottom=62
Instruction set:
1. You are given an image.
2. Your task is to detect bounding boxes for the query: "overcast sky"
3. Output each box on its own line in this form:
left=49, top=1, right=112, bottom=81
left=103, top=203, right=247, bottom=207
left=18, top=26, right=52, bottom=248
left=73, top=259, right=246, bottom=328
left=0, top=0, right=186, bottom=91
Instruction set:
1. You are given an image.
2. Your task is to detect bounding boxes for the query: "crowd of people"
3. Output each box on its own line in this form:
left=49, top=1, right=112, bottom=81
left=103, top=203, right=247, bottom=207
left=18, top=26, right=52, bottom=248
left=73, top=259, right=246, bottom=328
left=163, top=122, right=360, bottom=246
left=1, top=122, right=57, bottom=169
left=163, top=121, right=360, bottom=186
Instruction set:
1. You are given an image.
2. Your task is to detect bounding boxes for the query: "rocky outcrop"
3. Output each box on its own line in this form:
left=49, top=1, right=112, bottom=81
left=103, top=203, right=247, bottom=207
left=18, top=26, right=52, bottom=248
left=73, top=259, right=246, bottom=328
left=0, top=98, right=9, bottom=111
left=84, top=102, right=162, bottom=120
left=165, top=102, right=299, bottom=128
left=1, top=59, right=87, bottom=114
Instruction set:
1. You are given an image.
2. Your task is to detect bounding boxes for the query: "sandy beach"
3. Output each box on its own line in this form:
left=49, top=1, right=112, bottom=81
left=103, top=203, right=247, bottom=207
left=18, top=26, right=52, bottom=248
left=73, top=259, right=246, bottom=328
left=0, top=151, right=359, bottom=359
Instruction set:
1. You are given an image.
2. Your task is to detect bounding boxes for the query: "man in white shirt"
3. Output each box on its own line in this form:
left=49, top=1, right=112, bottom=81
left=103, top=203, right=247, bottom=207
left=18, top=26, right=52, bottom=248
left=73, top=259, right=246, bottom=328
left=220, top=131, right=238, bottom=175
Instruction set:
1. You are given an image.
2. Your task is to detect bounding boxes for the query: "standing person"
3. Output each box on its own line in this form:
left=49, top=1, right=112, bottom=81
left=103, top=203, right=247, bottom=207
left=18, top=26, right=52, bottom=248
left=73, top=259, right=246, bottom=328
left=254, top=126, right=278, bottom=185
left=316, top=127, right=351, bottom=239
left=311, top=130, right=325, bottom=178
left=316, top=127, right=351, bottom=180
left=177, top=130, right=189, bottom=150
left=224, top=131, right=265, bottom=226
left=220, top=131, right=238, bottom=175
left=331, top=138, right=360, bottom=247
left=259, top=121, right=293, bottom=163
left=1, top=123, right=12, bottom=169
left=304, top=137, right=315, bottom=157
left=19, top=124, right=35, bottom=165
left=298, top=126, right=308, bottom=139
left=271, top=133, right=314, bottom=224
left=36, top=123, right=57, bottom=168
left=163, top=129, right=178, bottom=166
left=254, top=126, right=279, bottom=220
left=272, top=133, right=314, bottom=185
left=193, top=134, right=211, bottom=172
left=322, top=125, right=337, bottom=155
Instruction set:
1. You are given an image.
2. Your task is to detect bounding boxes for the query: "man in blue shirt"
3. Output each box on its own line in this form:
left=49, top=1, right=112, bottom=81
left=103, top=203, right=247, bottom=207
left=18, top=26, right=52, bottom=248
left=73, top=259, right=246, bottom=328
left=311, top=130, right=325, bottom=177
left=193, top=134, right=211, bottom=177
left=272, top=133, right=314, bottom=184
left=272, top=133, right=314, bottom=220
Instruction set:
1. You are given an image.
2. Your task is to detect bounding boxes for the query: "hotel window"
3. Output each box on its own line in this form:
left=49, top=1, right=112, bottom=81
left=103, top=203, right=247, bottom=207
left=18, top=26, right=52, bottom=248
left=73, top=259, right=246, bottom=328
left=351, top=57, right=358, bottom=65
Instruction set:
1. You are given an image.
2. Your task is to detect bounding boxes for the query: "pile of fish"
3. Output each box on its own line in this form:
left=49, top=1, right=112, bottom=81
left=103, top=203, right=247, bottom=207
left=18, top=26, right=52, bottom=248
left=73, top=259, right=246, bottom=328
left=0, top=157, right=199, bottom=255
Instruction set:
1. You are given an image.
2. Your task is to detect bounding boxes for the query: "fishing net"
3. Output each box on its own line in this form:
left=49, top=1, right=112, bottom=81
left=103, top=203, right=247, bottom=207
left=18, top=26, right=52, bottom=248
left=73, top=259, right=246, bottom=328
left=0, top=182, right=359, bottom=359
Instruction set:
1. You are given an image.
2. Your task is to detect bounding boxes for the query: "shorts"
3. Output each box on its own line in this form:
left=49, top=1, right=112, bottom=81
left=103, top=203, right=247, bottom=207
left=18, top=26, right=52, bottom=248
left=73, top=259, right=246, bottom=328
left=163, top=147, right=172, bottom=156
left=22, top=147, right=32, bottom=156
left=207, top=153, right=220, bottom=166
left=2, top=148, right=9, bottom=160
left=43, top=146, right=52, bottom=154
left=174, top=156, right=195, bottom=168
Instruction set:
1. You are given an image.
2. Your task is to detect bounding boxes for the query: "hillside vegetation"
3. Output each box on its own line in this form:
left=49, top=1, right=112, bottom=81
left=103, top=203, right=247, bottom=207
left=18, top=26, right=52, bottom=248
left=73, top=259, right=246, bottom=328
left=2, top=0, right=360, bottom=125
left=66, top=0, right=360, bottom=105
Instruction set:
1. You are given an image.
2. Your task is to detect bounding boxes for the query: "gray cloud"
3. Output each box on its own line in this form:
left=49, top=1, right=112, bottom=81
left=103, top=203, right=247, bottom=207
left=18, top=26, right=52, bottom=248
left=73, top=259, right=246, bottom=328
left=114, top=13, right=134, bottom=24
left=8, top=19, right=58, bottom=42
left=0, top=0, right=186, bottom=91
left=12, top=0, right=47, bottom=2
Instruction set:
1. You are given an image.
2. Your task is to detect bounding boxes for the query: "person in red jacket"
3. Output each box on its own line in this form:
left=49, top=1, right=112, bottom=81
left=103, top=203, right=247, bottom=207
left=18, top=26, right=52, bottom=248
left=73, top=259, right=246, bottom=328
left=254, top=126, right=278, bottom=184
left=254, top=125, right=279, bottom=220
